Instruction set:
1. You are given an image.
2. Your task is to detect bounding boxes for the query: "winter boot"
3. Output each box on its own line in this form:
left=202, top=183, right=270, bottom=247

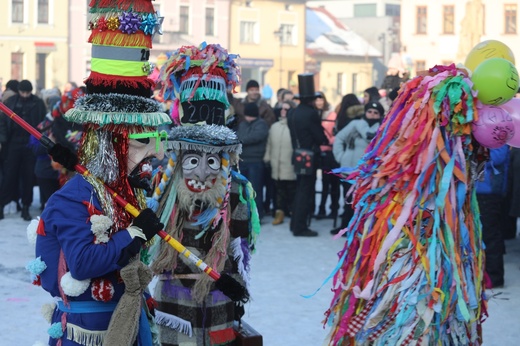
left=272, top=210, right=285, bottom=225
left=21, top=205, right=32, bottom=221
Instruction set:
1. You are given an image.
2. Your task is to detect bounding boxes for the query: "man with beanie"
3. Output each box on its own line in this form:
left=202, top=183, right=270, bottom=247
left=232, top=79, right=276, bottom=127
left=237, top=102, right=269, bottom=221
left=0, top=79, right=46, bottom=220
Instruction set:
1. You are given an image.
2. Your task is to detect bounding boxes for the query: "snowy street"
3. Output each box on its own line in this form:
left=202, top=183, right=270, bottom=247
left=1, top=188, right=520, bottom=346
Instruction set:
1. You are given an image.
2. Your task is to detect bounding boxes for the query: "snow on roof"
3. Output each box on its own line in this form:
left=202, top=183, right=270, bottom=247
left=306, top=7, right=381, bottom=58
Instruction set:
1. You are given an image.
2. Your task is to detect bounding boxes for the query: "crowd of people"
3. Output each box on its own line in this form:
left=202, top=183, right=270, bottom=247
left=0, top=79, right=84, bottom=220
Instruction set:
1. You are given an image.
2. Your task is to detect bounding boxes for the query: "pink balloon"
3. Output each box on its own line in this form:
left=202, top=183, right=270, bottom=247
left=501, top=98, right=520, bottom=148
left=472, top=105, right=514, bottom=149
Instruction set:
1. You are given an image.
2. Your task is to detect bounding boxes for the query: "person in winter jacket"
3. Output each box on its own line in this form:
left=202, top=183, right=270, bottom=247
left=315, top=92, right=340, bottom=220
left=0, top=79, right=47, bottom=220
left=475, top=145, right=510, bottom=288
left=332, top=101, right=383, bottom=234
left=237, top=102, right=269, bottom=221
left=264, top=100, right=297, bottom=225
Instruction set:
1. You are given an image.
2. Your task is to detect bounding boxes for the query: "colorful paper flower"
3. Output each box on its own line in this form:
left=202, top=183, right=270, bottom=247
left=97, top=16, right=108, bottom=31
left=106, top=16, right=120, bottom=31
left=140, top=13, right=157, bottom=35
left=119, top=11, right=141, bottom=34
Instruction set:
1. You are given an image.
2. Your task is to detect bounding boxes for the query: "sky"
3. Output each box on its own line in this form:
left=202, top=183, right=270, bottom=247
left=1, top=190, right=519, bottom=346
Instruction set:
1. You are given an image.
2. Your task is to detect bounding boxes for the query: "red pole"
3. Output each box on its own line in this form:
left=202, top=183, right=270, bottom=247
left=0, top=103, right=221, bottom=281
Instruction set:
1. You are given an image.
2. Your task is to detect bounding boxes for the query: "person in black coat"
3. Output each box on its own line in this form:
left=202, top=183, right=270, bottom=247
left=0, top=80, right=47, bottom=220
left=287, top=74, right=328, bottom=237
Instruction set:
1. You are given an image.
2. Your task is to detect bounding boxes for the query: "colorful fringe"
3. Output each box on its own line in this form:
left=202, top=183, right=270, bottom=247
left=324, top=65, right=488, bottom=346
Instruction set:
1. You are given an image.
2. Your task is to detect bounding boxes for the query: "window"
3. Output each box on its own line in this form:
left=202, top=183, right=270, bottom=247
left=505, top=4, right=517, bottom=34
left=416, top=6, right=427, bottom=34
left=354, top=4, right=377, bottom=17
left=415, top=60, right=426, bottom=75
left=280, top=24, right=295, bottom=45
left=12, top=0, right=24, bottom=23
left=385, top=4, right=400, bottom=17
left=205, top=8, right=215, bottom=36
left=240, top=21, right=257, bottom=44
left=443, top=5, right=454, bottom=34
left=11, top=53, right=23, bottom=80
left=38, top=0, right=49, bottom=24
left=179, top=5, right=189, bottom=34
left=352, top=73, right=358, bottom=94
left=336, top=73, right=344, bottom=96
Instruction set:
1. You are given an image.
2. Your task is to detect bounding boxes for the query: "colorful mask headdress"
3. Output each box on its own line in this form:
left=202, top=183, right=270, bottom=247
left=64, top=0, right=171, bottom=229
left=156, top=43, right=242, bottom=223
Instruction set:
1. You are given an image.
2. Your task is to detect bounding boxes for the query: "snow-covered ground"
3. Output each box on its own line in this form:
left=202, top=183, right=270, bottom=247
left=1, top=188, right=519, bottom=346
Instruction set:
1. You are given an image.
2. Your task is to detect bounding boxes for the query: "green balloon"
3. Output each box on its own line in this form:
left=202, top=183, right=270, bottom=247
left=471, top=58, right=519, bottom=105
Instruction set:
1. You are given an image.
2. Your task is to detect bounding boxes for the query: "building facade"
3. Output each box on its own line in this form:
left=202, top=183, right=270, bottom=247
left=0, top=0, right=70, bottom=92
left=229, top=0, right=306, bottom=94
left=306, top=6, right=380, bottom=106
left=308, top=0, right=401, bottom=87
left=150, top=0, right=231, bottom=60
left=400, top=0, right=520, bottom=77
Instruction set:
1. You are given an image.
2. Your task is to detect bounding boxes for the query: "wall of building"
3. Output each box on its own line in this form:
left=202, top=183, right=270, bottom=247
left=151, top=0, right=231, bottom=60
left=0, top=0, right=69, bottom=91
left=229, top=0, right=306, bottom=93
left=315, top=56, right=373, bottom=107
left=400, top=0, right=520, bottom=77
left=308, top=0, right=401, bottom=18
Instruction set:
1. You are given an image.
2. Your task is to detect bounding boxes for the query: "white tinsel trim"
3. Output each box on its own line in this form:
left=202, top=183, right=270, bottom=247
left=230, top=237, right=249, bottom=289
left=90, top=214, right=113, bottom=244
left=26, top=217, right=40, bottom=246
left=66, top=323, right=106, bottom=346
left=60, top=272, right=90, bottom=297
left=41, top=302, right=56, bottom=323
left=154, top=310, right=193, bottom=337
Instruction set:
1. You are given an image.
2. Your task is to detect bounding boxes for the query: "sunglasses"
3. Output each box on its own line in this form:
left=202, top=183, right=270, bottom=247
left=128, top=130, right=168, bottom=152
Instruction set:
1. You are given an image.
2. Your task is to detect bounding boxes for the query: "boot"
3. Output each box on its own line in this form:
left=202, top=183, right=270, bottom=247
left=21, top=205, right=32, bottom=221
left=272, top=210, right=285, bottom=225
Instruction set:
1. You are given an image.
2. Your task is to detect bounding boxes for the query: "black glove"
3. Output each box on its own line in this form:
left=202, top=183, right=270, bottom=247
left=117, top=238, right=142, bottom=266
left=132, top=208, right=164, bottom=241
left=48, top=143, right=78, bottom=171
left=366, top=132, right=376, bottom=140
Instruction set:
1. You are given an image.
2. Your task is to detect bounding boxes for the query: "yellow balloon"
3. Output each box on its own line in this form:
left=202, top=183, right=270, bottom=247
left=464, top=40, right=515, bottom=72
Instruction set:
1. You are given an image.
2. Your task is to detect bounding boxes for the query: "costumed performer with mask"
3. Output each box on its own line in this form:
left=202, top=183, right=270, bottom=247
left=27, top=0, right=172, bottom=345
left=148, top=42, right=260, bottom=346
left=324, top=64, right=489, bottom=345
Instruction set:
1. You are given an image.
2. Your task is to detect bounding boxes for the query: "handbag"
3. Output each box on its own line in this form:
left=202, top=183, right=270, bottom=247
left=291, top=114, right=315, bottom=175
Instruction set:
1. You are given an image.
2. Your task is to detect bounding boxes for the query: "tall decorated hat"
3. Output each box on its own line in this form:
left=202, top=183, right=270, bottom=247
left=64, top=0, right=171, bottom=228
left=160, top=42, right=242, bottom=155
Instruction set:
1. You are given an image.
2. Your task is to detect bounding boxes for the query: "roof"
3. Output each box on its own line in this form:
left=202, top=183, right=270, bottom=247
left=306, top=7, right=381, bottom=58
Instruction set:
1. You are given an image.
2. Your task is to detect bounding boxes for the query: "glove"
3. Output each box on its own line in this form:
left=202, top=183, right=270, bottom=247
left=48, top=143, right=78, bottom=171
left=131, top=208, right=164, bottom=241
left=117, top=238, right=142, bottom=267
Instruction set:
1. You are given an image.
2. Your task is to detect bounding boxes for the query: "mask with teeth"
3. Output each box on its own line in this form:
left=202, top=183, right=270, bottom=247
left=175, top=151, right=226, bottom=214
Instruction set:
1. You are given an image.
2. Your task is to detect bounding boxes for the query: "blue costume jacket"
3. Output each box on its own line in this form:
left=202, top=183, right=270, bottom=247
left=36, top=174, right=138, bottom=345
